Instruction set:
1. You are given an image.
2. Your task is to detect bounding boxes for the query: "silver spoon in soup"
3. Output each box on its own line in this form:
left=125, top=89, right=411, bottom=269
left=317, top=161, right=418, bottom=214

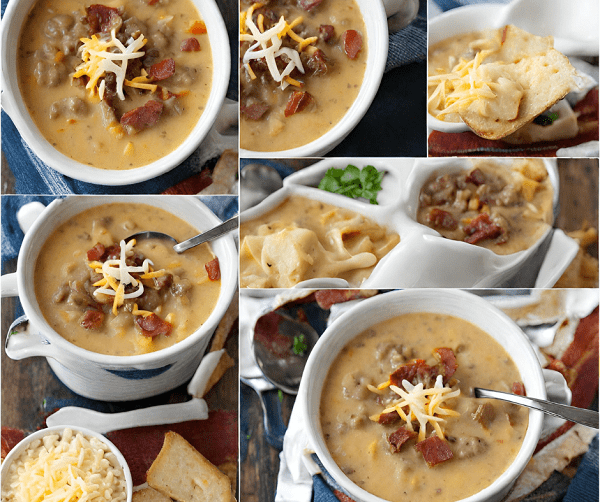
left=474, top=387, right=599, bottom=429
left=126, top=215, right=238, bottom=253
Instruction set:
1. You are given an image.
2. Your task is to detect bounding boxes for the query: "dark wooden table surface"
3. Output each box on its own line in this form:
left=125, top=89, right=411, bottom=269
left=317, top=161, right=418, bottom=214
left=239, top=158, right=599, bottom=502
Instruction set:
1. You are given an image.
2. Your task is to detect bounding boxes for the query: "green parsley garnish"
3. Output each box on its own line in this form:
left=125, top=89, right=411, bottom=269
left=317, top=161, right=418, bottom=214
left=534, top=111, right=559, bottom=126
left=318, top=164, right=384, bottom=205
left=292, top=334, right=308, bottom=356
left=278, top=389, right=284, bottom=402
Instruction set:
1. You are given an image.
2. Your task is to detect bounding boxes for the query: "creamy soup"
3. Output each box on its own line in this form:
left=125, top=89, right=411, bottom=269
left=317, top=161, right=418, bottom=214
left=18, top=0, right=212, bottom=170
left=320, top=312, right=528, bottom=502
left=240, top=195, right=399, bottom=288
left=240, top=0, right=367, bottom=152
left=34, top=203, right=220, bottom=356
left=417, top=159, right=553, bottom=255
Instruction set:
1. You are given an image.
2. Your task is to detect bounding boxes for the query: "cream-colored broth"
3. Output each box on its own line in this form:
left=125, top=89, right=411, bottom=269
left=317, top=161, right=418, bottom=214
left=417, top=159, right=553, bottom=255
left=34, top=203, right=220, bottom=356
left=240, top=0, right=367, bottom=152
left=18, top=0, right=212, bottom=170
left=240, top=195, right=399, bottom=288
left=320, top=313, right=528, bottom=502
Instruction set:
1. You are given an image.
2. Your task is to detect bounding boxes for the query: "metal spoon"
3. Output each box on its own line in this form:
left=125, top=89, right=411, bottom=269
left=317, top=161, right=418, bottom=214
left=474, top=387, right=599, bottom=429
left=126, top=215, right=238, bottom=253
left=253, top=311, right=320, bottom=395
left=240, top=163, right=283, bottom=211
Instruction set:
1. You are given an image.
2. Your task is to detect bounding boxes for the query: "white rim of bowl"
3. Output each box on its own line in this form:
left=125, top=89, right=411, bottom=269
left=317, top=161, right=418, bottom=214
left=0, top=0, right=230, bottom=186
left=15, top=196, right=238, bottom=367
left=302, top=289, right=546, bottom=502
left=240, top=0, right=389, bottom=158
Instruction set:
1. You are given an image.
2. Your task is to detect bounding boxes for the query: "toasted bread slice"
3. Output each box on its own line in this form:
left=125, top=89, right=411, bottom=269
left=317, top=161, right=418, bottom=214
left=459, top=25, right=577, bottom=139
left=133, top=487, right=173, bottom=502
left=147, top=432, right=233, bottom=502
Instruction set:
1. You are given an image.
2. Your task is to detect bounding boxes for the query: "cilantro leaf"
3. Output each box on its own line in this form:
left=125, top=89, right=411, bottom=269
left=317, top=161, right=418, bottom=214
left=318, top=164, right=384, bottom=204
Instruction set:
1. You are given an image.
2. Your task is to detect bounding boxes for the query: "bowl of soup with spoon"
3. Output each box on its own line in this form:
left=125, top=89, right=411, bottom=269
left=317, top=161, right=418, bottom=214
left=301, top=289, right=546, bottom=502
left=1, top=196, right=238, bottom=400
left=1, top=0, right=230, bottom=185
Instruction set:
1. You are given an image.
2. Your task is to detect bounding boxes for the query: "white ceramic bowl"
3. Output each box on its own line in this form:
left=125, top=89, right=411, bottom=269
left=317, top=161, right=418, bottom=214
left=301, top=289, right=546, bottom=502
left=1, top=425, right=133, bottom=501
left=240, top=0, right=388, bottom=158
left=244, top=157, right=571, bottom=288
left=0, top=0, right=231, bottom=185
left=1, top=196, right=238, bottom=401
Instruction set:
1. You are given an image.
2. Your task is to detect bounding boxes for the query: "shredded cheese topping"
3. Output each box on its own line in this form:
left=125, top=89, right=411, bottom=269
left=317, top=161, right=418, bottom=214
left=89, top=239, right=166, bottom=315
left=1, top=428, right=127, bottom=502
left=240, top=2, right=318, bottom=90
left=74, top=28, right=147, bottom=101
left=369, top=375, right=460, bottom=441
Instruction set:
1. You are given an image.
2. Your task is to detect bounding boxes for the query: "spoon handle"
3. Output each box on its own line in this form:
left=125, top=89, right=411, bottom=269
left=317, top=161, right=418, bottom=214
left=174, top=215, right=238, bottom=252
left=474, top=388, right=599, bottom=429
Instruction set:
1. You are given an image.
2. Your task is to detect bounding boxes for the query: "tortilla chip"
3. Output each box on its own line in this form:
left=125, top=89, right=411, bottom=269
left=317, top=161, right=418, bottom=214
left=147, top=432, right=233, bottom=502
left=459, top=26, right=577, bottom=139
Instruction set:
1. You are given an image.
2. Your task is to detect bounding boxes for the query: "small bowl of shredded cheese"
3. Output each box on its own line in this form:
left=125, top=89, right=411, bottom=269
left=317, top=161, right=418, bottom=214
left=1, top=426, right=132, bottom=502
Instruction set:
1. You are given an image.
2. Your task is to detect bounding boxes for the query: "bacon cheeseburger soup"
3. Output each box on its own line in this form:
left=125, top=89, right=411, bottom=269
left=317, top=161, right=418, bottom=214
left=417, top=159, right=553, bottom=255
left=320, top=313, right=528, bottom=502
left=34, top=203, right=220, bottom=356
left=17, top=0, right=212, bottom=170
left=240, top=0, right=367, bottom=152
left=240, top=195, right=399, bottom=288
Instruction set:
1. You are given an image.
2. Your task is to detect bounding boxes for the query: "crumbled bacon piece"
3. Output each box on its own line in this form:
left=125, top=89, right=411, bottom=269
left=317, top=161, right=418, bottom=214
left=284, top=91, right=313, bottom=117
left=298, top=0, right=323, bottom=11
left=466, top=168, right=486, bottom=186
left=86, top=4, right=121, bottom=34
left=241, top=103, right=269, bottom=121
left=388, top=426, right=417, bottom=452
left=433, top=347, right=458, bottom=382
left=87, top=243, right=106, bottom=261
left=378, top=410, right=401, bottom=425
left=427, top=208, right=458, bottom=230
left=314, top=290, right=375, bottom=309
left=318, top=24, right=335, bottom=42
left=415, top=436, right=453, bottom=467
left=149, top=58, right=176, bottom=81
left=512, top=381, right=526, bottom=396
left=306, top=49, right=328, bottom=76
left=341, top=30, right=362, bottom=59
left=390, top=359, right=437, bottom=389
left=80, top=309, right=105, bottom=330
left=463, top=213, right=504, bottom=244
left=181, top=37, right=201, bottom=52
left=205, top=258, right=221, bottom=281
left=136, top=313, right=172, bottom=338
left=120, top=100, right=164, bottom=133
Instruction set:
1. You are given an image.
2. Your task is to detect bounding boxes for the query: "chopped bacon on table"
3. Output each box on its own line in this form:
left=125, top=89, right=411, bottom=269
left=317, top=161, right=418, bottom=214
left=512, top=381, right=526, bottom=396
left=427, top=208, right=458, bottom=230
left=86, top=4, right=121, bottom=34
left=80, top=309, right=105, bottom=330
left=388, top=426, right=417, bottom=453
left=415, top=436, right=454, bottom=467
left=136, top=313, right=173, bottom=338
left=149, top=58, right=176, bottom=81
left=180, top=37, right=201, bottom=52
left=205, top=258, right=221, bottom=281
left=341, top=30, right=362, bottom=59
left=120, top=100, right=164, bottom=134
left=314, top=289, right=376, bottom=309
left=284, top=91, right=313, bottom=118
left=463, top=213, right=504, bottom=245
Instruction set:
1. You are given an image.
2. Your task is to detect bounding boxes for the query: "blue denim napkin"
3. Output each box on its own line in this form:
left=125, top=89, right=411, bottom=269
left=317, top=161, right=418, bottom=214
left=563, top=434, right=599, bottom=502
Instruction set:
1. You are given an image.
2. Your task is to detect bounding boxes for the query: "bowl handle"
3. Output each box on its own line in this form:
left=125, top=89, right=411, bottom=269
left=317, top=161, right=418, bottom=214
left=5, top=315, right=57, bottom=360
left=1, top=273, right=19, bottom=298
left=17, top=201, right=47, bottom=233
